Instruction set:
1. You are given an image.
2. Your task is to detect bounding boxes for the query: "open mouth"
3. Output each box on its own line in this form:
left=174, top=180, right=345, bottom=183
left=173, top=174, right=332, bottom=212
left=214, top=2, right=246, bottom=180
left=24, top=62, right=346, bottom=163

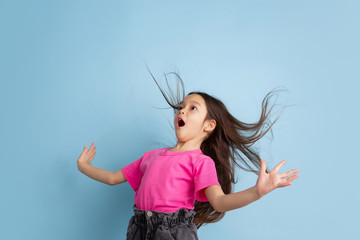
left=178, top=117, right=185, bottom=127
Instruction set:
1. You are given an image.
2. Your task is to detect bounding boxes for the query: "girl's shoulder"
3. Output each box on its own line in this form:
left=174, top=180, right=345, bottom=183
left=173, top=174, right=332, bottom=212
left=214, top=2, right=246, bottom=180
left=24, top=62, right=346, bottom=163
left=191, top=152, right=215, bottom=168
left=142, top=147, right=169, bottom=157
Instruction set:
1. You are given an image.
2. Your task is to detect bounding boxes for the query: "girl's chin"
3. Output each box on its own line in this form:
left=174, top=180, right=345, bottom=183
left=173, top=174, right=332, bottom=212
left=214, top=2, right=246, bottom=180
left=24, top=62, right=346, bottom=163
left=175, top=133, right=188, bottom=141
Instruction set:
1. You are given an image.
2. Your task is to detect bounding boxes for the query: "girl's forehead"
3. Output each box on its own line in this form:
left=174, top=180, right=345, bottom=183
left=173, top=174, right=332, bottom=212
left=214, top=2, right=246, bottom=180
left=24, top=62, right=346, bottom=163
left=182, top=94, right=205, bottom=105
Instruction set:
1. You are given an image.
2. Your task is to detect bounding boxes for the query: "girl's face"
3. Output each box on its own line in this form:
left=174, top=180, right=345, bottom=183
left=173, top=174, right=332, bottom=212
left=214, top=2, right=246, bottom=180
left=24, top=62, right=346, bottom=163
left=174, top=94, right=212, bottom=143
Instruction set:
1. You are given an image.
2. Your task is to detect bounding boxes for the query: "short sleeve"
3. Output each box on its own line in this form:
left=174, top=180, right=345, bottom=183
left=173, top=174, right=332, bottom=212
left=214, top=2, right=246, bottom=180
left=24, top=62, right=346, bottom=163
left=194, top=157, right=221, bottom=202
left=121, top=155, right=144, bottom=192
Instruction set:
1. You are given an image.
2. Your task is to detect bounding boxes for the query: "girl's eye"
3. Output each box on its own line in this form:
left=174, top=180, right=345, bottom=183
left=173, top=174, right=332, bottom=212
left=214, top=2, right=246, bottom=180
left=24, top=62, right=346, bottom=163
left=176, top=106, right=197, bottom=110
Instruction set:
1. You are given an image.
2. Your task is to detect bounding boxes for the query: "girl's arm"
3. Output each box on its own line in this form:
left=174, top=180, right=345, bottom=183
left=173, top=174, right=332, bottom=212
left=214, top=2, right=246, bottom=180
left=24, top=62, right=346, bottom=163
left=205, top=185, right=260, bottom=212
left=206, top=159, right=299, bottom=212
left=78, top=162, right=115, bottom=185
left=77, top=142, right=124, bottom=185
left=112, top=169, right=127, bottom=185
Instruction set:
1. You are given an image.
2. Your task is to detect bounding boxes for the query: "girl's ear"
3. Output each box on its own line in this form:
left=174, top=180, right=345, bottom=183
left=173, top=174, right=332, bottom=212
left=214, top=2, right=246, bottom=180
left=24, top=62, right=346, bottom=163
left=204, top=119, right=216, bottom=132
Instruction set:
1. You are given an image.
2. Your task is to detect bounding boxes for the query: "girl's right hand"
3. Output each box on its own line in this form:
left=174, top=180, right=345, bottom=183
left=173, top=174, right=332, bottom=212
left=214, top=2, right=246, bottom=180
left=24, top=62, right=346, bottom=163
left=77, top=142, right=97, bottom=166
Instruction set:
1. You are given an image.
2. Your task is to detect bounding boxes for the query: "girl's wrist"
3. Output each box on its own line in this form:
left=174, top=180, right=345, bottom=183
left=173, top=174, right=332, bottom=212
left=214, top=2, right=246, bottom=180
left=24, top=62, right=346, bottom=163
left=77, top=161, right=90, bottom=172
left=253, top=185, right=263, bottom=199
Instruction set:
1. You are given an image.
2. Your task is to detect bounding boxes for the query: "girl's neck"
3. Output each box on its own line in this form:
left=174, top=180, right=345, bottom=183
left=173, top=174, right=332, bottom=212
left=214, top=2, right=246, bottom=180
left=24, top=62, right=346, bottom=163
left=168, top=142, right=201, bottom=152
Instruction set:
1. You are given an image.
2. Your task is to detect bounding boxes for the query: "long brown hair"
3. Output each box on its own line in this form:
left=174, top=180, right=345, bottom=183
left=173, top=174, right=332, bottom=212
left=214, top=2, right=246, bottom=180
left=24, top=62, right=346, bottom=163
left=147, top=66, right=287, bottom=229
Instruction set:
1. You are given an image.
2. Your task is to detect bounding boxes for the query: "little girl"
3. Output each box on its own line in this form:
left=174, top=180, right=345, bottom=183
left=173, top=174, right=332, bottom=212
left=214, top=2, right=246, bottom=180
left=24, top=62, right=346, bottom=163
left=77, top=70, right=300, bottom=240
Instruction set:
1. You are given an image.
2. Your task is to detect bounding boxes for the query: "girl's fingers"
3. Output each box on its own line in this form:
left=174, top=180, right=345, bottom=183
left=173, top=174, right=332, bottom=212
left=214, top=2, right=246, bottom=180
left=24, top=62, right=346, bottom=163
left=280, top=181, right=292, bottom=187
left=91, top=147, right=96, bottom=154
left=273, top=161, right=287, bottom=174
left=90, top=143, right=96, bottom=153
left=286, top=174, right=300, bottom=182
left=85, top=143, right=96, bottom=154
left=260, top=160, right=267, bottom=174
left=89, top=143, right=94, bottom=151
left=80, top=146, right=87, bottom=157
left=279, top=169, right=299, bottom=179
left=81, top=143, right=96, bottom=161
left=278, top=174, right=299, bottom=188
left=89, top=152, right=96, bottom=162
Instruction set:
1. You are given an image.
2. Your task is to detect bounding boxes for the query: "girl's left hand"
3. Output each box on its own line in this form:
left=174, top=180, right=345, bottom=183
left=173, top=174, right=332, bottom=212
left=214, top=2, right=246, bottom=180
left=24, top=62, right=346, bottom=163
left=255, top=160, right=299, bottom=198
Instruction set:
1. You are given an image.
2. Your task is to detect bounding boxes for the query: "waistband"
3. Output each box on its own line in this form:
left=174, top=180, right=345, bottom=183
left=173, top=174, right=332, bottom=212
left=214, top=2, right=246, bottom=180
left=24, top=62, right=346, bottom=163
left=131, top=204, right=196, bottom=227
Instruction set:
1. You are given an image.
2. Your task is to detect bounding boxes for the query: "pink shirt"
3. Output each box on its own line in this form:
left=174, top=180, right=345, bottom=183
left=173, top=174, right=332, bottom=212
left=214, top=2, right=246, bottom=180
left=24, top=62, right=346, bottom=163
left=122, top=147, right=221, bottom=213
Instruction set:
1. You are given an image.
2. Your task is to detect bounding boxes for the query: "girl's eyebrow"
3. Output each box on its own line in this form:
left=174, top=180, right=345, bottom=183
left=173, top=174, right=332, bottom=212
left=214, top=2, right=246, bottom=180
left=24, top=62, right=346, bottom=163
left=180, top=101, right=201, bottom=106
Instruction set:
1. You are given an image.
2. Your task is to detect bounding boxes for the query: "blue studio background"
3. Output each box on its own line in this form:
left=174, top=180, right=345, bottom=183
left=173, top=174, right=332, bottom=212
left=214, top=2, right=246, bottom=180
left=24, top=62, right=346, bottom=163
left=1, top=0, right=359, bottom=239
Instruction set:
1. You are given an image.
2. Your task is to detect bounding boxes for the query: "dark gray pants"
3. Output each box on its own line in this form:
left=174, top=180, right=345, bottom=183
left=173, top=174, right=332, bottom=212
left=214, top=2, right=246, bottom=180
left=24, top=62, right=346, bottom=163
left=126, top=204, right=199, bottom=240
